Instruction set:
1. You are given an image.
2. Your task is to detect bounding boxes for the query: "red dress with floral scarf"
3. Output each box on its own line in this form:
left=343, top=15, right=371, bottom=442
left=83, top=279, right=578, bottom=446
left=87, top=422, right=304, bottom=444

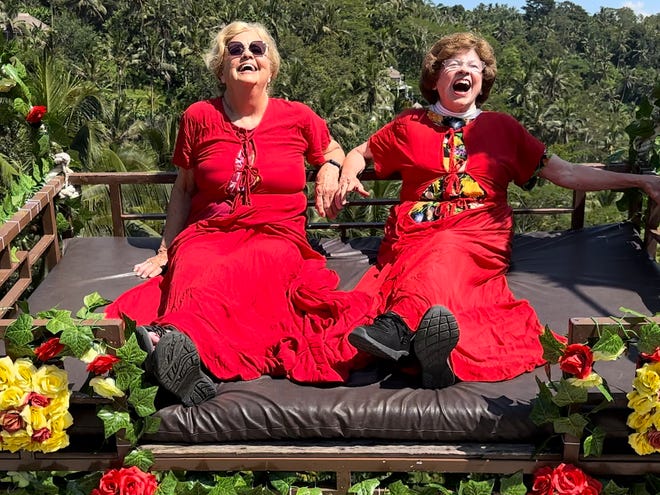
left=354, top=108, right=548, bottom=382
left=105, top=98, right=371, bottom=383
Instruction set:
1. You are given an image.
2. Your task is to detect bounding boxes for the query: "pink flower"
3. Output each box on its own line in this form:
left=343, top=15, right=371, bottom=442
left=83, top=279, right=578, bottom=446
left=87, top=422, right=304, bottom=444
left=1, top=410, right=26, bottom=433
left=31, top=427, right=52, bottom=443
left=24, top=392, right=51, bottom=407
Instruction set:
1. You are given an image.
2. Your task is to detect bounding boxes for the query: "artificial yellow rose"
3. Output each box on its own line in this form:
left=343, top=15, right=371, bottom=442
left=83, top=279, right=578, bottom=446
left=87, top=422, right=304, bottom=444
left=628, top=390, right=658, bottom=415
left=49, top=409, right=73, bottom=432
left=13, top=358, right=37, bottom=390
left=0, top=430, right=31, bottom=453
left=567, top=372, right=603, bottom=388
left=0, top=386, right=28, bottom=410
left=633, top=366, right=660, bottom=396
left=28, top=406, right=49, bottom=431
left=39, top=430, right=69, bottom=453
left=32, top=365, right=69, bottom=396
left=629, top=432, right=657, bottom=455
left=627, top=410, right=655, bottom=431
left=89, top=377, right=125, bottom=399
left=0, top=356, right=16, bottom=389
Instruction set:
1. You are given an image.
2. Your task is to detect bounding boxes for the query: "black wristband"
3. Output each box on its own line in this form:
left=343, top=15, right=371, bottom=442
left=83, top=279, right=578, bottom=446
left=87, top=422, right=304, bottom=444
left=325, top=159, right=342, bottom=169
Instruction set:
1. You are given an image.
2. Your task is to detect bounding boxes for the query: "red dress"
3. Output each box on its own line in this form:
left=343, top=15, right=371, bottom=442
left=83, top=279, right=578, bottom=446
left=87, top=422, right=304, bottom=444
left=355, top=109, right=548, bottom=382
left=105, top=98, right=371, bottom=383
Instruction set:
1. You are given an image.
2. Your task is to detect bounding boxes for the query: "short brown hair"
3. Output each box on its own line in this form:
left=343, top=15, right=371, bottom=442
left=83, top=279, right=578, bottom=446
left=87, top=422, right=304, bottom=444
left=419, top=32, right=497, bottom=106
left=204, top=21, right=280, bottom=94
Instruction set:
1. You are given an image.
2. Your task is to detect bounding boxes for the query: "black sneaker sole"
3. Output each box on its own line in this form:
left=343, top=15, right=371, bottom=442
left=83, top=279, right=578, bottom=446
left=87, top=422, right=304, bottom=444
left=152, top=331, right=216, bottom=407
left=413, top=306, right=459, bottom=389
left=349, top=325, right=410, bottom=361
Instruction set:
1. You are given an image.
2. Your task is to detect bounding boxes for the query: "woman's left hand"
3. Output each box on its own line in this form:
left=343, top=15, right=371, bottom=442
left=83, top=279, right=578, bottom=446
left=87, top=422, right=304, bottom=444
left=315, top=163, right=341, bottom=218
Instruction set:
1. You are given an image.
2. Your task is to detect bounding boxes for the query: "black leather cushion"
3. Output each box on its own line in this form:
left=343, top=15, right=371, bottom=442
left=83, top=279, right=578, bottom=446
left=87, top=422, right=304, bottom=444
left=26, top=223, right=659, bottom=443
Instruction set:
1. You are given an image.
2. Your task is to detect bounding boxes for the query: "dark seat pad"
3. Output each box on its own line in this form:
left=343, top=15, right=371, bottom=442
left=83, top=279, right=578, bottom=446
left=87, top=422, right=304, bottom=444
left=27, top=223, right=658, bottom=443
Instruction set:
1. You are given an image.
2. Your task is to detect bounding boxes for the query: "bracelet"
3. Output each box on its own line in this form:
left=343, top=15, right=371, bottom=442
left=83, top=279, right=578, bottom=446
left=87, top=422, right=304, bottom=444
left=325, top=159, right=342, bottom=169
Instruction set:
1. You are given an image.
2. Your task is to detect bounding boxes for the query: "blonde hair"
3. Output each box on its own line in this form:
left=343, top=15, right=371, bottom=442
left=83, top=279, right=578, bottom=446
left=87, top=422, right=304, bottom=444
left=204, top=21, right=280, bottom=92
left=419, top=32, right=497, bottom=107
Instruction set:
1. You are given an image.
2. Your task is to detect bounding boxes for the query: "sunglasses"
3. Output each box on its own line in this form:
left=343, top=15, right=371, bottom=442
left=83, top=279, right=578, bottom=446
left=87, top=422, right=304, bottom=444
left=226, top=40, right=268, bottom=58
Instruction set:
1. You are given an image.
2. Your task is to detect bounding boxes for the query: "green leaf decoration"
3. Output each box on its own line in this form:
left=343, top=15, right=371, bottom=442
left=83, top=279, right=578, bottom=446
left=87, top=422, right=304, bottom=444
left=458, top=478, right=494, bottom=495
left=113, top=360, right=144, bottom=391
left=38, top=309, right=76, bottom=334
left=83, top=292, right=112, bottom=313
left=592, top=329, right=626, bottom=361
left=142, top=415, right=162, bottom=435
left=349, top=478, right=380, bottom=495
left=553, top=413, right=589, bottom=438
left=601, top=479, right=630, bottom=495
left=387, top=480, right=416, bottom=495
left=59, top=324, right=94, bottom=358
left=157, top=472, right=180, bottom=495
left=270, top=473, right=298, bottom=495
left=583, top=425, right=606, bottom=457
left=499, top=471, right=526, bottom=495
left=0, top=77, right=16, bottom=92
left=97, top=406, right=131, bottom=439
left=117, top=333, right=148, bottom=366
left=128, top=384, right=158, bottom=417
left=123, top=448, right=154, bottom=472
left=530, top=379, right=562, bottom=425
left=552, top=379, right=589, bottom=406
left=637, top=322, right=660, bottom=355
left=4, top=314, right=34, bottom=347
left=539, top=325, right=566, bottom=363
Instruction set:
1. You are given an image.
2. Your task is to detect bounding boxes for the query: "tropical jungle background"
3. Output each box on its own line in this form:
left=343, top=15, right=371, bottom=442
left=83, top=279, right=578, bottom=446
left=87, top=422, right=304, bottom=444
left=1, top=0, right=659, bottom=237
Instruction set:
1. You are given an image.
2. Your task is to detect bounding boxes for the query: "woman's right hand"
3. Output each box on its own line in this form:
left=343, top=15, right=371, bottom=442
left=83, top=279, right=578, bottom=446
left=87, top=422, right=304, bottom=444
left=133, top=252, right=167, bottom=278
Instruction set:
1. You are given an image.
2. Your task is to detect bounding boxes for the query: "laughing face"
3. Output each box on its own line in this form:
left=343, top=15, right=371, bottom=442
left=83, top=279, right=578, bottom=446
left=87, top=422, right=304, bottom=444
left=221, top=30, right=272, bottom=91
left=434, top=48, right=483, bottom=113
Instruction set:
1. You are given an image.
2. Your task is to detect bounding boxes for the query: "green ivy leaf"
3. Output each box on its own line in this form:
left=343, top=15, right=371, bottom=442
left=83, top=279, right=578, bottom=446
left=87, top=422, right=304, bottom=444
left=59, top=324, right=94, bottom=358
left=128, top=383, right=158, bottom=417
left=387, top=480, right=415, bottom=495
left=4, top=313, right=34, bottom=351
left=114, top=360, right=144, bottom=391
left=156, top=472, right=180, bottom=495
left=637, top=322, right=660, bottom=355
left=458, top=478, right=494, bottom=495
left=123, top=448, right=154, bottom=471
left=83, top=292, right=112, bottom=313
left=601, top=479, right=630, bottom=495
left=539, top=326, right=566, bottom=364
left=97, top=406, right=131, bottom=439
left=37, top=309, right=75, bottom=334
left=499, top=471, right=526, bottom=495
left=208, top=474, right=244, bottom=495
left=553, top=413, right=589, bottom=438
left=142, top=415, right=162, bottom=435
left=270, top=473, right=298, bottom=495
left=592, top=329, right=625, bottom=361
left=552, top=379, right=588, bottom=406
left=349, top=478, right=380, bottom=495
left=295, top=488, right=323, bottom=495
left=530, top=379, right=562, bottom=425
left=583, top=425, right=606, bottom=457
left=117, top=333, right=148, bottom=366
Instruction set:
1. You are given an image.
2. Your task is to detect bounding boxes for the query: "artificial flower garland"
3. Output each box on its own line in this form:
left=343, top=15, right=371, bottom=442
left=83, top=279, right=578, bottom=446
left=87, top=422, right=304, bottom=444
left=0, top=356, right=72, bottom=453
left=530, top=463, right=602, bottom=495
left=627, top=347, right=660, bottom=455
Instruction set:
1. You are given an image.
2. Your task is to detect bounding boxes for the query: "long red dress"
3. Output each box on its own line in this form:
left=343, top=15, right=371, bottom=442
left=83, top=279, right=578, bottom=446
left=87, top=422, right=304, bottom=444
left=354, top=108, right=548, bottom=382
left=105, top=98, right=371, bottom=383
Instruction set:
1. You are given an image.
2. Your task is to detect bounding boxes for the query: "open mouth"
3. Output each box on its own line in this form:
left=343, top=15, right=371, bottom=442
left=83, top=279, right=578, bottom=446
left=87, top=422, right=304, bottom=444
left=452, top=79, right=472, bottom=93
left=238, top=63, right=257, bottom=72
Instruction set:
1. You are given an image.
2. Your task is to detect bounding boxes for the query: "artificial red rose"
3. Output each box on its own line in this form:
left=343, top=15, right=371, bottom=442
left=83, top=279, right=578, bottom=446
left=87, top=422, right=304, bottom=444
left=94, top=469, right=121, bottom=495
left=530, top=466, right=554, bottom=495
left=24, top=391, right=51, bottom=407
left=551, top=463, right=588, bottom=494
left=31, top=427, right=51, bottom=443
left=87, top=354, right=121, bottom=375
left=640, top=347, right=660, bottom=362
left=34, top=337, right=65, bottom=361
left=92, top=466, right=157, bottom=495
left=584, top=475, right=603, bottom=495
left=25, top=105, right=47, bottom=124
left=1, top=410, right=26, bottom=433
left=558, top=343, right=593, bottom=379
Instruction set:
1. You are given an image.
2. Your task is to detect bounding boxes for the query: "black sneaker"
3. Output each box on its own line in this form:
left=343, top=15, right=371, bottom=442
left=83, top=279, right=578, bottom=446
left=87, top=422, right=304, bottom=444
left=413, top=306, right=459, bottom=389
left=151, top=330, right=217, bottom=407
left=349, top=312, right=414, bottom=361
